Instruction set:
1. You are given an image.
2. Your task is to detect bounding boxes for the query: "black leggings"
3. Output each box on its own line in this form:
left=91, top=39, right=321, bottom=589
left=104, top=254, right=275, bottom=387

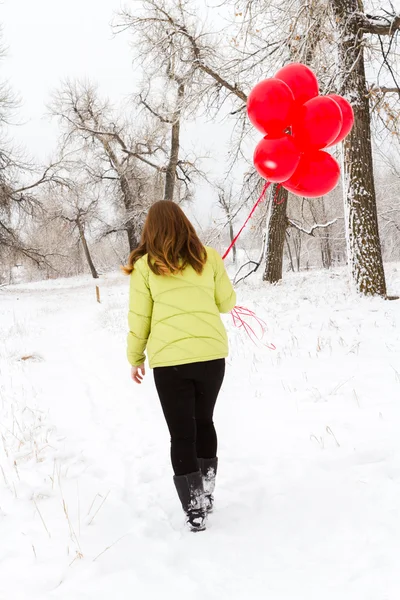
left=153, top=359, right=225, bottom=476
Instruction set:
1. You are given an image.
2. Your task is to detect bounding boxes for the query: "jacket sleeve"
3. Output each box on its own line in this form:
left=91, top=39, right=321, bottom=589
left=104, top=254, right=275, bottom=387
left=212, top=249, right=237, bottom=314
left=127, top=260, right=153, bottom=366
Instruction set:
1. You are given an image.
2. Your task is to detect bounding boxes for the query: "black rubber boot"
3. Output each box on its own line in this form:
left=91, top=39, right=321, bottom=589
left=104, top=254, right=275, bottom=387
left=173, top=471, right=207, bottom=532
left=199, top=457, right=218, bottom=514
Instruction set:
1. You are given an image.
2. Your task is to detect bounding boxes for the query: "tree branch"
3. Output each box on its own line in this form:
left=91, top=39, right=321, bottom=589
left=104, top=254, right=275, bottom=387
left=139, top=95, right=173, bottom=123
left=287, top=218, right=337, bottom=236
left=360, top=13, right=400, bottom=36
left=120, top=148, right=165, bottom=171
left=373, top=85, right=400, bottom=95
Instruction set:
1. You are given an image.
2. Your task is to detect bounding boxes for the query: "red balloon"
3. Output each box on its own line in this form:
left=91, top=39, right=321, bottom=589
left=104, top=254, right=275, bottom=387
left=291, top=96, right=343, bottom=150
left=283, top=151, right=340, bottom=198
left=254, top=135, right=301, bottom=183
left=326, top=94, right=354, bottom=146
left=247, top=78, right=294, bottom=136
left=275, top=63, right=319, bottom=105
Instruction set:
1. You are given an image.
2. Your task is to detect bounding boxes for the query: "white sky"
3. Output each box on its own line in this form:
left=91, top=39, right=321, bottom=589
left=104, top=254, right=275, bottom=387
left=2, top=0, right=137, bottom=160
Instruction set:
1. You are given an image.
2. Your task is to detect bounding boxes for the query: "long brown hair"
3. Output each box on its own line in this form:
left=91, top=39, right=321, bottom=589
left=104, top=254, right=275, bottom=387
left=121, top=201, right=207, bottom=276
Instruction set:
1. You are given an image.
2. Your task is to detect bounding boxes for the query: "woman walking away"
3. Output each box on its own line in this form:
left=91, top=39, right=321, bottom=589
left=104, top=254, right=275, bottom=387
left=123, top=201, right=236, bottom=532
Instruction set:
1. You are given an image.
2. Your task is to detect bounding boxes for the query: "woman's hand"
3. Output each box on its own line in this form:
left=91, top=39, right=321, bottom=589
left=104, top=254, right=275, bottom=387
left=131, top=364, right=146, bottom=384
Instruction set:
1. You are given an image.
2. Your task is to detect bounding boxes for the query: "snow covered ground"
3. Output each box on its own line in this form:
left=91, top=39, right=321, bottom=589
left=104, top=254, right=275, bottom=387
left=1, top=264, right=400, bottom=600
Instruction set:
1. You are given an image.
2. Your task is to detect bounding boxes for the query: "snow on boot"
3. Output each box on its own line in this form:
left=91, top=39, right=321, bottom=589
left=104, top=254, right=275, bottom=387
left=173, top=471, right=207, bottom=532
left=199, top=457, right=218, bottom=514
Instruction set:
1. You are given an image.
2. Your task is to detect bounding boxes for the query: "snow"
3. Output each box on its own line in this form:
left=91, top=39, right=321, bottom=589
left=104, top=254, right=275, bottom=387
left=1, top=265, right=400, bottom=599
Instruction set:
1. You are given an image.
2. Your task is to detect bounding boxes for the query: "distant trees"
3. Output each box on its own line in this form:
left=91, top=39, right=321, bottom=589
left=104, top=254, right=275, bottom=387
left=0, top=34, right=69, bottom=282
left=0, top=124, right=66, bottom=279
left=50, top=184, right=101, bottom=279
left=3, top=2, right=400, bottom=292
left=50, top=81, right=164, bottom=251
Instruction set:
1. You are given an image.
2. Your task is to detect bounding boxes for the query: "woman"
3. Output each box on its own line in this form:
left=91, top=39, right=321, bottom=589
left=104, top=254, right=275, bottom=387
left=123, top=201, right=236, bottom=532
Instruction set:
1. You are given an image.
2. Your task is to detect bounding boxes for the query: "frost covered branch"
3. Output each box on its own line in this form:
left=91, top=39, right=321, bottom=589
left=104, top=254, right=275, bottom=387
left=359, top=12, right=400, bottom=36
left=373, top=86, right=400, bottom=96
left=287, top=219, right=337, bottom=237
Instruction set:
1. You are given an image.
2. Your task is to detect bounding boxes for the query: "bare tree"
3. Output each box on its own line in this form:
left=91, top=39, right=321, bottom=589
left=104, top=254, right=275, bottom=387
left=50, top=81, right=168, bottom=251
left=164, top=81, right=184, bottom=201
left=306, top=198, right=333, bottom=269
left=116, top=3, right=210, bottom=203
left=49, top=185, right=101, bottom=279
left=0, top=35, right=67, bottom=270
left=374, top=150, right=400, bottom=263
left=328, top=1, right=400, bottom=296
left=139, top=80, right=197, bottom=202
left=0, top=146, right=71, bottom=271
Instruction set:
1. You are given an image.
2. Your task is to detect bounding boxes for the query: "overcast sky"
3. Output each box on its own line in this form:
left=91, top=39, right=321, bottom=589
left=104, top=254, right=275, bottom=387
left=2, top=0, right=139, bottom=159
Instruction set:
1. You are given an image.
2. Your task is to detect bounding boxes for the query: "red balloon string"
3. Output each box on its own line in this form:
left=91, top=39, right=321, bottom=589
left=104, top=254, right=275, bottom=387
left=222, top=181, right=271, bottom=260
left=222, top=182, right=286, bottom=260
left=221, top=183, right=277, bottom=350
left=231, top=306, right=276, bottom=350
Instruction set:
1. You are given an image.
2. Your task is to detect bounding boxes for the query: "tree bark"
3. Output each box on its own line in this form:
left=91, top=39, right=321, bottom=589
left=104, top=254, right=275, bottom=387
left=164, top=82, right=185, bottom=202
left=76, top=218, right=99, bottom=279
left=118, top=173, right=140, bottom=251
left=263, top=185, right=288, bottom=283
left=330, top=0, right=387, bottom=296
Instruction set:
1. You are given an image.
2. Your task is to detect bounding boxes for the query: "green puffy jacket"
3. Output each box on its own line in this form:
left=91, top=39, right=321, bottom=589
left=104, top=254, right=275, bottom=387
left=127, top=246, right=236, bottom=368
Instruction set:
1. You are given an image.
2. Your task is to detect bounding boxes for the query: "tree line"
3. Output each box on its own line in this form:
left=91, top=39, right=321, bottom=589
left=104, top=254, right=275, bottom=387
left=1, top=0, right=400, bottom=298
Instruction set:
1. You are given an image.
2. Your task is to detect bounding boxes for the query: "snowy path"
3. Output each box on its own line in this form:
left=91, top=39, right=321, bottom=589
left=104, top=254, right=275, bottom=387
left=1, top=267, right=400, bottom=599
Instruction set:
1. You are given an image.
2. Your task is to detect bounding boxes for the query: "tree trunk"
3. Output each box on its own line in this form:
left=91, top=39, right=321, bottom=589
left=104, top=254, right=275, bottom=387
left=319, top=200, right=332, bottom=269
left=321, top=233, right=332, bottom=269
left=120, top=176, right=140, bottom=251
left=309, top=198, right=333, bottom=269
left=229, top=218, right=237, bottom=264
left=293, top=229, right=301, bottom=272
left=330, top=0, right=386, bottom=296
left=263, top=185, right=288, bottom=283
left=125, top=218, right=140, bottom=252
left=76, top=218, right=99, bottom=279
left=285, top=232, right=295, bottom=272
left=164, top=82, right=185, bottom=202
left=98, top=135, right=141, bottom=252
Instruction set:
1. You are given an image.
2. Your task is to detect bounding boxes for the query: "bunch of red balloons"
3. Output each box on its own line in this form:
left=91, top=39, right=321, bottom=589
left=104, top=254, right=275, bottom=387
left=247, top=63, right=354, bottom=198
